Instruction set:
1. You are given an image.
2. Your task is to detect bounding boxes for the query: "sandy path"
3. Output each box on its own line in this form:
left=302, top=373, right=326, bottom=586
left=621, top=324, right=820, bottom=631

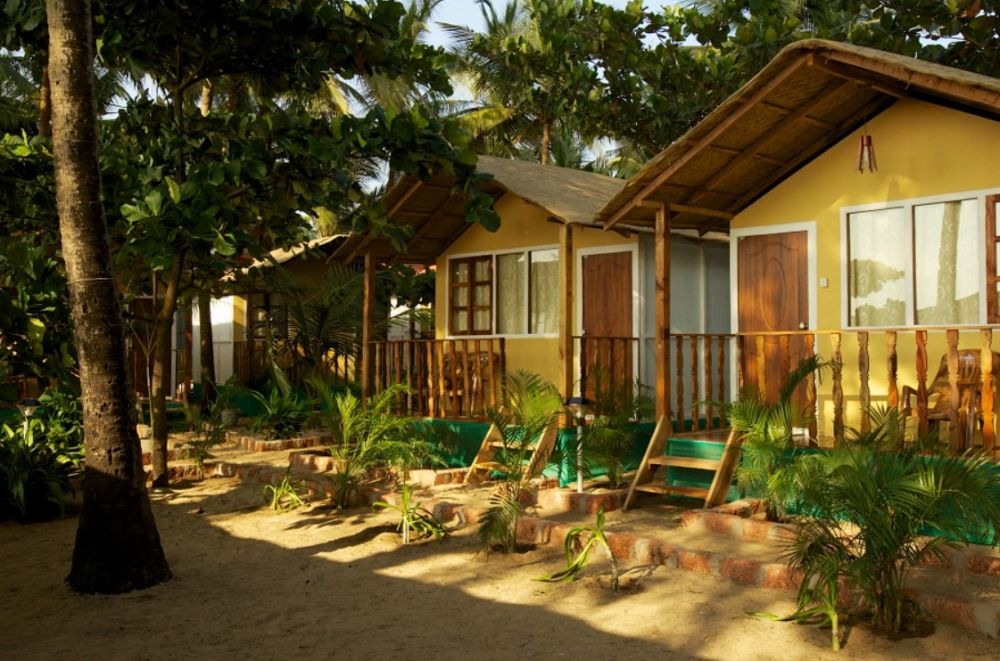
left=1, top=477, right=996, bottom=661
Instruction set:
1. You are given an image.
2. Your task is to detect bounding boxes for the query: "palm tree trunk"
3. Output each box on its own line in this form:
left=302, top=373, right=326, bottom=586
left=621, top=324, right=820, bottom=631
left=46, top=0, right=171, bottom=593
left=540, top=119, right=551, bottom=165
left=198, top=290, right=217, bottom=413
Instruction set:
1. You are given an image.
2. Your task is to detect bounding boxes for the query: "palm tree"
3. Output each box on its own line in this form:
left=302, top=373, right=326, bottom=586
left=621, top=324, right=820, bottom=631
left=45, top=0, right=171, bottom=594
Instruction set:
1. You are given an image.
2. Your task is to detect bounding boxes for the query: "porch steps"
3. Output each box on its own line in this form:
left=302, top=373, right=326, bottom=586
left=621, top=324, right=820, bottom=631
left=464, top=421, right=559, bottom=484
left=624, top=416, right=743, bottom=511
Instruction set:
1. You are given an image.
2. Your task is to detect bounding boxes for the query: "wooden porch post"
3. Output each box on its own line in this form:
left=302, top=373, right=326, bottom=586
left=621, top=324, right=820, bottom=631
left=181, top=304, right=193, bottom=404
left=654, top=204, right=671, bottom=419
left=361, top=251, right=376, bottom=399
left=559, top=222, right=574, bottom=400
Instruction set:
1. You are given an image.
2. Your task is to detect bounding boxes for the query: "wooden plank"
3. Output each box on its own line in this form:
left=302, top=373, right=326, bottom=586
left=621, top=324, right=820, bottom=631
left=487, top=339, right=497, bottom=411
left=464, top=423, right=504, bottom=484
left=690, top=335, right=699, bottom=431
left=436, top=340, right=447, bottom=418
left=705, top=336, right=714, bottom=431
left=361, top=252, right=376, bottom=399
left=916, top=330, right=929, bottom=435
left=886, top=331, right=899, bottom=409
left=559, top=222, right=574, bottom=400
left=525, top=420, right=560, bottom=480
left=676, top=335, right=684, bottom=432
left=499, top=337, right=507, bottom=406
left=426, top=341, right=436, bottom=418
left=805, top=333, right=817, bottom=439
left=461, top=339, right=471, bottom=418
left=474, top=338, right=483, bottom=417
left=947, top=329, right=961, bottom=453
left=717, top=336, right=727, bottom=424
left=982, top=329, right=995, bottom=453
left=705, top=428, right=742, bottom=509
left=623, top=415, right=672, bottom=511
left=636, top=484, right=710, bottom=499
left=648, top=455, right=721, bottom=471
left=448, top=340, right=459, bottom=417
left=605, top=56, right=808, bottom=229
left=665, top=203, right=734, bottom=221
left=654, top=206, right=671, bottom=418
left=859, top=331, right=871, bottom=433
left=755, top=335, right=767, bottom=399
left=831, top=332, right=844, bottom=441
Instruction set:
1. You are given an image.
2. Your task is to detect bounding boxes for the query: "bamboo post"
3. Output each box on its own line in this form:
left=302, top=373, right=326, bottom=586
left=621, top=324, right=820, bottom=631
left=982, top=329, right=995, bottom=453
left=886, top=331, right=899, bottom=409
left=690, top=335, right=699, bottom=431
left=654, top=205, right=671, bottom=419
left=916, top=330, right=929, bottom=435
left=676, top=335, right=684, bottom=432
left=717, top=335, right=727, bottom=424
left=859, top=331, right=870, bottom=433
left=704, top=336, right=714, bottom=431
left=946, top=329, right=961, bottom=453
left=474, top=338, right=483, bottom=417
left=461, top=339, right=471, bottom=418
left=487, top=339, right=497, bottom=411
left=436, top=340, right=446, bottom=418
left=805, top=333, right=817, bottom=439
left=559, top=222, right=574, bottom=401
left=831, top=332, right=844, bottom=441
left=755, top=335, right=766, bottom=400
left=426, top=341, right=436, bottom=418
left=361, top=252, right=376, bottom=399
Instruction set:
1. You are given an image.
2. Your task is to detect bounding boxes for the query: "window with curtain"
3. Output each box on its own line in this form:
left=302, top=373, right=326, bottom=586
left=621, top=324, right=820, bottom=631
left=846, top=198, right=982, bottom=327
left=448, top=248, right=559, bottom=336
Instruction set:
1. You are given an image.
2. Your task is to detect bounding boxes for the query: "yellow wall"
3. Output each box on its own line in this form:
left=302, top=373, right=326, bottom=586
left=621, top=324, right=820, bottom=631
left=435, top=193, right=635, bottom=386
left=733, top=99, right=1000, bottom=439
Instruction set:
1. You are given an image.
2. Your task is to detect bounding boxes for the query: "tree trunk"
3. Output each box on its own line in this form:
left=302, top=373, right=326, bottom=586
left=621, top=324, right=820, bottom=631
left=149, top=260, right=183, bottom=487
left=198, top=290, right=217, bottom=413
left=46, top=0, right=171, bottom=593
left=540, top=120, right=551, bottom=165
left=38, top=64, right=52, bottom=137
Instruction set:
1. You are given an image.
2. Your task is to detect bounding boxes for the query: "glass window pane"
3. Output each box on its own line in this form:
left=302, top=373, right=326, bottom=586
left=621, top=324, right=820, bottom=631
left=452, top=261, right=468, bottom=284
left=474, top=259, right=490, bottom=282
left=995, top=242, right=1000, bottom=276
left=474, top=309, right=490, bottom=333
left=529, top=249, right=559, bottom=334
left=453, top=286, right=468, bottom=307
left=848, top=208, right=906, bottom=326
left=914, top=200, right=979, bottom=325
left=474, top=284, right=490, bottom=305
left=496, top=253, right=526, bottom=334
left=452, top=310, right=467, bottom=333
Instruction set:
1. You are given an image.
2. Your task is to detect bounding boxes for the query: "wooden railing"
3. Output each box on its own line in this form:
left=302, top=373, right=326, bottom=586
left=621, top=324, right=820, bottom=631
left=575, top=333, right=736, bottom=434
left=370, top=338, right=506, bottom=419
left=232, top=340, right=359, bottom=386
left=735, top=328, right=998, bottom=454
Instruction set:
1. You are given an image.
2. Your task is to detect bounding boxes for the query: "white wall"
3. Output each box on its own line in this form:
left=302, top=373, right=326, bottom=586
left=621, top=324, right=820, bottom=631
left=191, top=296, right=236, bottom=385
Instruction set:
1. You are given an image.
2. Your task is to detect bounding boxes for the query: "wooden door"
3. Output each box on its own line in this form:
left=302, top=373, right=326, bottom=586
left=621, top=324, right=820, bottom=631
left=581, top=251, right=633, bottom=397
left=737, top=232, right=811, bottom=405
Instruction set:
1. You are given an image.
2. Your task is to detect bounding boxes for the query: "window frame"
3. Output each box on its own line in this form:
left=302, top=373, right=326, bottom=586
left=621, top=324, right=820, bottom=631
left=446, top=245, right=560, bottom=339
left=448, top=255, right=492, bottom=336
left=840, top=188, right=996, bottom=329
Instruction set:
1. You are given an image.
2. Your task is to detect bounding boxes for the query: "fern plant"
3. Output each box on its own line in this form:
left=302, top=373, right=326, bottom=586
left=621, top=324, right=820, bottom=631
left=0, top=418, right=74, bottom=521
left=183, top=402, right=227, bottom=474
left=249, top=387, right=312, bottom=440
left=538, top=506, right=620, bottom=592
left=478, top=370, right=563, bottom=554
left=726, top=356, right=823, bottom=521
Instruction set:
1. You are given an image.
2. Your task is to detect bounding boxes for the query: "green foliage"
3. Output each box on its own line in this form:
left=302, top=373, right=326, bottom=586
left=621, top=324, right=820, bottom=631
left=183, top=402, right=228, bottom=472
left=727, top=356, right=822, bottom=520
left=37, top=386, right=84, bottom=466
left=538, top=506, right=620, bottom=592
left=372, top=483, right=448, bottom=544
left=249, top=387, right=312, bottom=441
left=0, top=416, right=74, bottom=521
left=477, top=370, right=563, bottom=554
left=313, top=382, right=437, bottom=509
left=263, top=469, right=307, bottom=512
left=784, top=434, right=1000, bottom=643
left=580, top=377, right=652, bottom=488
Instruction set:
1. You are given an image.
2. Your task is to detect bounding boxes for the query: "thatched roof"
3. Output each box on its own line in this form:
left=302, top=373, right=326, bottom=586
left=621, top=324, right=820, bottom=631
left=243, top=234, right=345, bottom=271
left=597, top=39, right=1000, bottom=233
left=331, top=155, right=626, bottom=264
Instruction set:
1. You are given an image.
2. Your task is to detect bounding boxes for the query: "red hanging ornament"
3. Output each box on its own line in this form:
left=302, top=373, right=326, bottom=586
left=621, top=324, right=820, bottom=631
left=856, top=128, right=877, bottom=173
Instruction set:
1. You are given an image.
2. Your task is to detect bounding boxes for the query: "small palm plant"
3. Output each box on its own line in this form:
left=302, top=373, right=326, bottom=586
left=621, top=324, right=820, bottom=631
left=183, top=404, right=227, bottom=474
left=538, top=506, right=620, bottom=592
left=312, top=381, right=431, bottom=509
left=581, top=376, right=652, bottom=488
left=477, top=370, right=563, bottom=554
left=726, top=356, right=823, bottom=521
left=373, top=483, right=448, bottom=544
left=263, top=468, right=306, bottom=511
left=783, top=428, right=1000, bottom=647
left=249, top=386, right=312, bottom=440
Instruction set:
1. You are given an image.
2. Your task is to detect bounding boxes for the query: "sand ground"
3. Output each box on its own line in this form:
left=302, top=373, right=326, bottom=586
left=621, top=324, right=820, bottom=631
left=1, top=476, right=997, bottom=661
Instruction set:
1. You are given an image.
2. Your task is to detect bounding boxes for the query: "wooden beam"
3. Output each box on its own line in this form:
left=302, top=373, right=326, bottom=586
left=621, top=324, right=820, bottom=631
left=760, top=100, right=836, bottom=131
left=807, top=58, right=908, bottom=99
left=344, top=180, right=423, bottom=263
left=403, top=189, right=461, bottom=253
left=708, top=144, right=784, bottom=166
left=605, top=56, right=809, bottom=229
left=665, top=203, right=734, bottom=221
left=559, top=222, right=574, bottom=400
left=682, top=79, right=850, bottom=209
left=360, top=251, right=376, bottom=399
left=654, top=205, right=671, bottom=418
left=728, top=94, right=894, bottom=212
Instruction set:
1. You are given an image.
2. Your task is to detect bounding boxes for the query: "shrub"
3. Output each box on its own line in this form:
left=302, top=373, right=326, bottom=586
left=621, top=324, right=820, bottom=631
left=372, top=484, right=447, bottom=544
left=580, top=377, right=652, bottom=488
left=37, top=387, right=84, bottom=466
left=249, top=387, right=311, bottom=440
left=538, top=506, right=619, bottom=592
left=263, top=468, right=306, bottom=511
left=477, top=370, right=563, bottom=554
left=784, top=434, right=1000, bottom=646
left=0, top=416, right=74, bottom=521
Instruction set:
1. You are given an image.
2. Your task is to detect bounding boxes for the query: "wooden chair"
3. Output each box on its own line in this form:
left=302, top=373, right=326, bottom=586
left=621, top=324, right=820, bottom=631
left=901, top=349, right=1000, bottom=446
